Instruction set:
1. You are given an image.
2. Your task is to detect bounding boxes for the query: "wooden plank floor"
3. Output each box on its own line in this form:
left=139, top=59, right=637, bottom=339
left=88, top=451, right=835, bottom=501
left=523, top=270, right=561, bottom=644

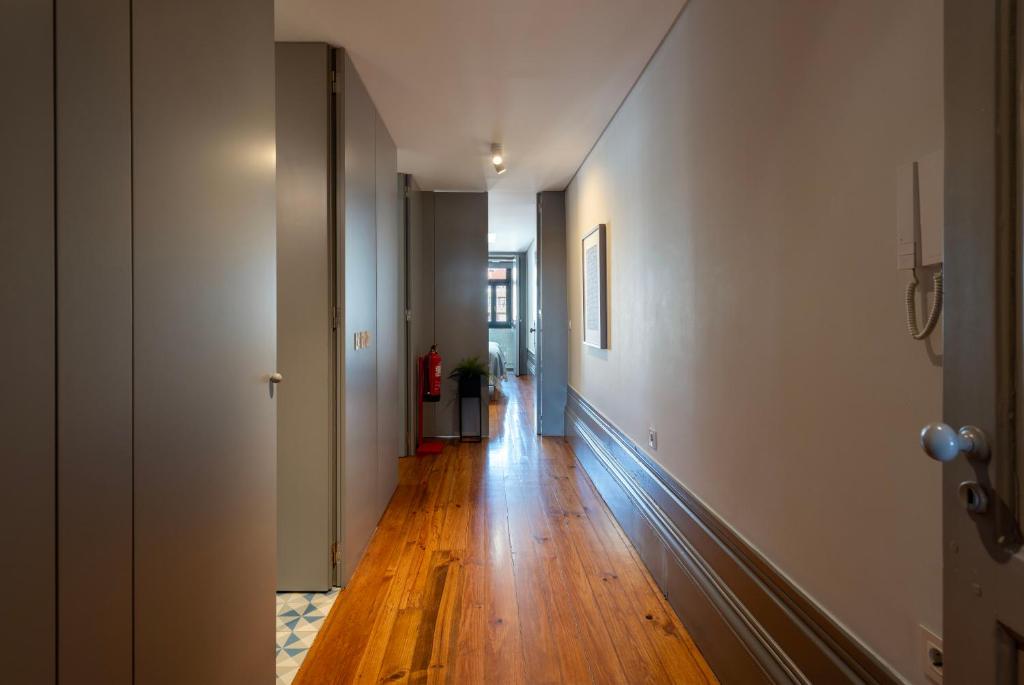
left=294, top=375, right=717, bottom=684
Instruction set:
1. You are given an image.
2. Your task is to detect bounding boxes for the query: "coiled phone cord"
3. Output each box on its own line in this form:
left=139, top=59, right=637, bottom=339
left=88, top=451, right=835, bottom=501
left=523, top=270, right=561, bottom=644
left=905, top=269, right=943, bottom=340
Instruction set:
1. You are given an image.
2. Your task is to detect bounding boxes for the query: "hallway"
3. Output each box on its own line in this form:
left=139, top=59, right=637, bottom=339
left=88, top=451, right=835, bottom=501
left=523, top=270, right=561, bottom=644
left=294, top=376, right=716, bottom=684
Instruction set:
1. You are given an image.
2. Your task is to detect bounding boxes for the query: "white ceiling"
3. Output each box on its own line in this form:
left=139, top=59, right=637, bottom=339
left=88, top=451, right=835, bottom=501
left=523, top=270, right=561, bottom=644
left=488, top=192, right=536, bottom=252
left=275, top=0, right=684, bottom=192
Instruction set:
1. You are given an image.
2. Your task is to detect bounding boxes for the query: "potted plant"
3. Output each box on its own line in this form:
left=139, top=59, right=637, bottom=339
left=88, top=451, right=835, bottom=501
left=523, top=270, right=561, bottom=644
left=449, top=356, right=488, bottom=441
left=448, top=356, right=488, bottom=399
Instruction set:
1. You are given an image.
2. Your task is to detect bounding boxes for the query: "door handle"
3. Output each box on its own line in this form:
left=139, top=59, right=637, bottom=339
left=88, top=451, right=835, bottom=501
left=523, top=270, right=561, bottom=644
left=529, top=328, right=536, bottom=333
left=270, top=372, right=283, bottom=384
left=920, top=423, right=989, bottom=462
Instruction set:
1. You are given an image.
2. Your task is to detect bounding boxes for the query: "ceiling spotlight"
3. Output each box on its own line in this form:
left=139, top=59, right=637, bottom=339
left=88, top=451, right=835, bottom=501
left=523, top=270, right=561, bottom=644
left=491, top=143, right=505, bottom=168
left=495, top=163, right=507, bottom=175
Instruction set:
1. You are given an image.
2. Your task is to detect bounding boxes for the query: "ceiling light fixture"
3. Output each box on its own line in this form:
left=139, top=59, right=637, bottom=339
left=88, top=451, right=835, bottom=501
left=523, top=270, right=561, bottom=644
left=491, top=143, right=506, bottom=171
left=495, top=163, right=507, bottom=175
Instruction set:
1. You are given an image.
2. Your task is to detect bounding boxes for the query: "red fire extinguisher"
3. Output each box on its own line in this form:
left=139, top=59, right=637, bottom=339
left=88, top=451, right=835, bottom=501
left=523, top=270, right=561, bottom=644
left=423, top=345, right=442, bottom=402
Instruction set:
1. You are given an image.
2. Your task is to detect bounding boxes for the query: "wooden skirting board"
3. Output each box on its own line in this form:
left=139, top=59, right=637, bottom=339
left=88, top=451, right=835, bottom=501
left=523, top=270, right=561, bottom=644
left=564, top=387, right=900, bottom=685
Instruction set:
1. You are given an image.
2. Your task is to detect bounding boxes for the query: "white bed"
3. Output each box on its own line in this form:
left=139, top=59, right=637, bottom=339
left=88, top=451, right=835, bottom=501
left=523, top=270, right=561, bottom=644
left=488, top=341, right=507, bottom=391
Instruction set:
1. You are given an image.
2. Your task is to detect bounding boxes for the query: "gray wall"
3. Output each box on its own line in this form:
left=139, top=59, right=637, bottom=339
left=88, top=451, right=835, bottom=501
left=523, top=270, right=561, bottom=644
left=411, top=193, right=489, bottom=437
left=56, top=0, right=133, bottom=679
left=340, top=50, right=378, bottom=583
left=407, top=182, right=432, bottom=443
left=0, top=4, right=55, bottom=682
left=276, top=42, right=333, bottom=591
left=375, top=112, right=400, bottom=499
left=538, top=191, right=568, bottom=436
left=337, top=51, right=400, bottom=583
left=564, top=1, right=942, bottom=681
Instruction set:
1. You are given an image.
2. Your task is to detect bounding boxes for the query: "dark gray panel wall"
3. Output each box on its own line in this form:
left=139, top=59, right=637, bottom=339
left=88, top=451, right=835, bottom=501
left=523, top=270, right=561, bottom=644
left=339, top=51, right=381, bottom=583
left=431, top=193, right=489, bottom=437
left=517, top=252, right=529, bottom=374
left=538, top=191, right=568, bottom=435
left=276, top=42, right=333, bottom=591
left=375, top=114, right=400, bottom=498
left=56, top=0, right=133, bottom=680
left=132, top=0, right=278, bottom=681
left=407, top=184, right=431, bottom=442
left=398, top=175, right=411, bottom=455
left=411, top=189, right=436, bottom=359
left=0, top=4, right=55, bottom=683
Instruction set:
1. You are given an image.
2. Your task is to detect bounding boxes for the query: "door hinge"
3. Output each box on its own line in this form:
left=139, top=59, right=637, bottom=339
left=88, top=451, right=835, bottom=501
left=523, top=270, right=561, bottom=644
left=331, top=305, right=341, bottom=330
left=405, top=309, right=412, bottom=322
left=331, top=542, right=340, bottom=567
left=331, top=70, right=338, bottom=94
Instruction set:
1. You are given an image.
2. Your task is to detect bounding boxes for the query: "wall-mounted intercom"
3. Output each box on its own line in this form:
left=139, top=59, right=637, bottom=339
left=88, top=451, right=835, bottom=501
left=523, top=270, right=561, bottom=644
left=897, top=150, right=943, bottom=340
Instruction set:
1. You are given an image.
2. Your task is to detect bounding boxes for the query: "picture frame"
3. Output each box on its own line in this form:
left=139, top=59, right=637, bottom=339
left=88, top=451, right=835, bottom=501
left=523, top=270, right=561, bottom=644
left=581, top=223, right=608, bottom=348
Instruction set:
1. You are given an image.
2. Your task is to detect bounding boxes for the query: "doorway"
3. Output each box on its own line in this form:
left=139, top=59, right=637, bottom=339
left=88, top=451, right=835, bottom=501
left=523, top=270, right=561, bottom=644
left=486, top=191, right=541, bottom=435
left=488, top=255, right=519, bottom=376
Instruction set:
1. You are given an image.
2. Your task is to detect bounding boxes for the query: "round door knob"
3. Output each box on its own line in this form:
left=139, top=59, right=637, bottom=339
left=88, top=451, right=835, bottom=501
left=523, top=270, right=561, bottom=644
left=919, top=423, right=989, bottom=462
left=270, top=372, right=283, bottom=384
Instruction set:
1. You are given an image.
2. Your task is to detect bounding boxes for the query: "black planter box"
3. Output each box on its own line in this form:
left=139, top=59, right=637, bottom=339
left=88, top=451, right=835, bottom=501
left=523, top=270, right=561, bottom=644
left=456, top=375, right=484, bottom=441
left=457, top=375, right=482, bottom=398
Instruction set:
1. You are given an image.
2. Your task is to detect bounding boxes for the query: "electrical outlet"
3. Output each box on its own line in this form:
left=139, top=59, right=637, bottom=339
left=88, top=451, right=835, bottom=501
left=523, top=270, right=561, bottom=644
left=648, top=427, right=657, bottom=451
left=919, top=625, right=943, bottom=684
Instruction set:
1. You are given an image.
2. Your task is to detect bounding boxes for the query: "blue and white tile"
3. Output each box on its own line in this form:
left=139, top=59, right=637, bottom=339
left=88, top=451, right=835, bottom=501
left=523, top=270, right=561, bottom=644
left=276, top=589, right=340, bottom=684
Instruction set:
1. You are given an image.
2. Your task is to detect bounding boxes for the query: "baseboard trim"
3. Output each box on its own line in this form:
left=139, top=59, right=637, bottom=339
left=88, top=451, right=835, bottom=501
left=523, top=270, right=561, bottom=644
left=564, top=388, right=899, bottom=685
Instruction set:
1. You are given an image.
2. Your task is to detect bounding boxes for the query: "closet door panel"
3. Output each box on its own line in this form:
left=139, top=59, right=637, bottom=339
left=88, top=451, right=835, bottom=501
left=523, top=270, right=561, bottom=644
left=0, top=4, right=56, bottom=683
left=56, top=0, right=133, bottom=679
left=132, top=0, right=277, bottom=681
left=276, top=42, right=333, bottom=591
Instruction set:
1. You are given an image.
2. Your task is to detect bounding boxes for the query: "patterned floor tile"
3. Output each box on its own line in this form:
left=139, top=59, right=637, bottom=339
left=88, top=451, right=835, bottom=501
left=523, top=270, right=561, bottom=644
left=276, top=588, right=340, bottom=684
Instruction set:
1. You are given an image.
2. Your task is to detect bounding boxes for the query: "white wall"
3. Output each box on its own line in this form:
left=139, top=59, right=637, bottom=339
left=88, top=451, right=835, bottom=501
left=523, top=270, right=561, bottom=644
left=565, top=1, right=943, bottom=681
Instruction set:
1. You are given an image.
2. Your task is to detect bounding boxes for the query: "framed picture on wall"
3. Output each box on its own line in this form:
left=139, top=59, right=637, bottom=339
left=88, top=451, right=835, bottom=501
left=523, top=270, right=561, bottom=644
left=581, top=224, right=608, bottom=348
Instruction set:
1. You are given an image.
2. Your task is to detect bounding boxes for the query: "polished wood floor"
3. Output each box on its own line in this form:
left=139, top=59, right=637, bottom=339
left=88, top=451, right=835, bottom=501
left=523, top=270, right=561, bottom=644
left=295, top=375, right=716, bottom=684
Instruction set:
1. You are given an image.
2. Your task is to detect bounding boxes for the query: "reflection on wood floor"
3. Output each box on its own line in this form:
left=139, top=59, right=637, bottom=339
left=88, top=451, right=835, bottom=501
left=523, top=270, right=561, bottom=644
left=294, top=374, right=717, bottom=684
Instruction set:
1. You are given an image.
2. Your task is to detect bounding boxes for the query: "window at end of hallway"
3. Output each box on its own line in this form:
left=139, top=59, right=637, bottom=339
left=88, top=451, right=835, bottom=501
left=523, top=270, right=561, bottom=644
left=488, top=267, right=511, bottom=328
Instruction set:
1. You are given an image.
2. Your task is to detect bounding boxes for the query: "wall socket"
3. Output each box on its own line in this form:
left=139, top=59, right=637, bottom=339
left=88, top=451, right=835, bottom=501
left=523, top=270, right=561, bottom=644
left=919, top=625, right=943, bottom=684
left=648, top=427, right=657, bottom=451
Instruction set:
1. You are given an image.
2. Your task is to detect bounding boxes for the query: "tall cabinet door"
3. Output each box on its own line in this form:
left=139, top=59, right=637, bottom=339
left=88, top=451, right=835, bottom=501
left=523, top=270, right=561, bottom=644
left=338, top=50, right=380, bottom=585
left=276, top=42, right=334, bottom=592
left=131, top=0, right=278, bottom=682
left=0, top=4, right=55, bottom=683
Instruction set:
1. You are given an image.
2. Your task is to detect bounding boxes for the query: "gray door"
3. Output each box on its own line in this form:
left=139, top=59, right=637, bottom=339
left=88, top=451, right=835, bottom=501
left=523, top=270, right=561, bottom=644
left=132, top=0, right=278, bottom=681
left=536, top=191, right=568, bottom=436
left=276, top=42, right=334, bottom=592
left=942, top=1, right=1024, bottom=681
